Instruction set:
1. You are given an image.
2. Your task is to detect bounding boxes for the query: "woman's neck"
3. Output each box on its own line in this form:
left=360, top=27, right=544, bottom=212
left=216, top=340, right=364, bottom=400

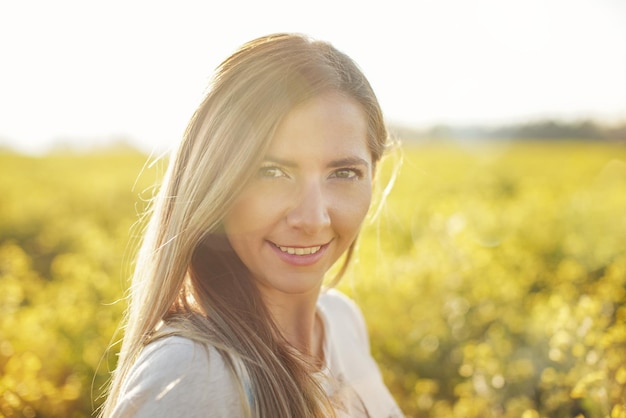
left=260, top=287, right=325, bottom=366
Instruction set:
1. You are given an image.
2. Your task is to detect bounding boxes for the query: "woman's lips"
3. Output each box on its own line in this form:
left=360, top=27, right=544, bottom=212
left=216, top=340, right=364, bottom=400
left=268, top=241, right=331, bottom=266
left=276, top=244, right=322, bottom=255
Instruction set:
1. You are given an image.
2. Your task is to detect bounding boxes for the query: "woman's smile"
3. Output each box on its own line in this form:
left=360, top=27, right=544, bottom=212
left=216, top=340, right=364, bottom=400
left=268, top=240, right=331, bottom=267
left=271, top=242, right=325, bottom=256
left=278, top=246, right=321, bottom=255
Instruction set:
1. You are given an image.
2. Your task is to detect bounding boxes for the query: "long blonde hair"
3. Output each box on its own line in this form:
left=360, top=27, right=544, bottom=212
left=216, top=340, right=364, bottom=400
left=101, top=33, right=388, bottom=418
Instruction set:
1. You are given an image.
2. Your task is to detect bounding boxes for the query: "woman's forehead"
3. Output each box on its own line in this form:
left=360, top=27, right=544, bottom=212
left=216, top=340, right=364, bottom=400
left=266, top=92, right=371, bottom=163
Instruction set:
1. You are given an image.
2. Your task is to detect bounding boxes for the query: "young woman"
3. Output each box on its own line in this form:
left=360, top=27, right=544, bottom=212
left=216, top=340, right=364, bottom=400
left=101, top=33, right=403, bottom=418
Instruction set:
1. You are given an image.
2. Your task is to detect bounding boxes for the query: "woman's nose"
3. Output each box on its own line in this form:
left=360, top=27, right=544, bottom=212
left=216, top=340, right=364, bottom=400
left=285, top=180, right=331, bottom=234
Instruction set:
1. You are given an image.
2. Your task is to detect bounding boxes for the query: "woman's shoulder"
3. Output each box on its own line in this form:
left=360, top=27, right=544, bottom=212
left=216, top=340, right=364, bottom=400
left=136, top=334, right=210, bottom=368
left=126, top=335, right=218, bottom=385
left=112, top=335, right=244, bottom=417
left=318, top=288, right=369, bottom=344
left=318, top=288, right=363, bottom=316
left=318, top=290, right=405, bottom=417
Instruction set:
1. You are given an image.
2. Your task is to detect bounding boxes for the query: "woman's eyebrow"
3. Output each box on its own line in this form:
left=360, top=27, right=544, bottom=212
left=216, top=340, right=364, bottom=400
left=327, top=156, right=370, bottom=168
left=262, top=156, right=370, bottom=169
left=262, top=156, right=297, bottom=167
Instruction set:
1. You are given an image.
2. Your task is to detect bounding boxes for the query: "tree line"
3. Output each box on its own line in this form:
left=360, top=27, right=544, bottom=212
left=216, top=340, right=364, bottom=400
left=391, top=119, right=626, bottom=141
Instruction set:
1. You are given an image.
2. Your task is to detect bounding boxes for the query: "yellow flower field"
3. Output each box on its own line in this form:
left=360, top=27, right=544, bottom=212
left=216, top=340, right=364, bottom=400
left=1, top=140, right=625, bottom=417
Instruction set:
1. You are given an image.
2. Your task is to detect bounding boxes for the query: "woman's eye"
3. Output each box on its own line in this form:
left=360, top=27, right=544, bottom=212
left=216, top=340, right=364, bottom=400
left=258, top=166, right=286, bottom=178
left=332, top=168, right=362, bottom=180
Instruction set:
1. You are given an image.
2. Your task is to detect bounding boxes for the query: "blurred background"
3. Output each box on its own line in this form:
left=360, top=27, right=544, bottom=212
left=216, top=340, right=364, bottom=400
left=1, top=1, right=625, bottom=417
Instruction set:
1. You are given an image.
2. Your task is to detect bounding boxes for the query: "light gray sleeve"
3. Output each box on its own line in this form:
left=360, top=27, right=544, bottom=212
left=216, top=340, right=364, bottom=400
left=110, top=336, right=246, bottom=418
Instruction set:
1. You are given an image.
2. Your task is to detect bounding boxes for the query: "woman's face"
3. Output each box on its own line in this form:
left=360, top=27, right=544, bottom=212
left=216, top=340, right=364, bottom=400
left=223, top=91, right=373, bottom=298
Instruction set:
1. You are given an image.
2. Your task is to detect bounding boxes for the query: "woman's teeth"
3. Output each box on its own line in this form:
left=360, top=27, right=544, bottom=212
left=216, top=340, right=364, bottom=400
left=278, top=245, right=322, bottom=255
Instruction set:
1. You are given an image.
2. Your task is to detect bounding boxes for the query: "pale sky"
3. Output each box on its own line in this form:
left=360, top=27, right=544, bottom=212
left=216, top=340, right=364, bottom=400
left=1, top=0, right=625, bottom=154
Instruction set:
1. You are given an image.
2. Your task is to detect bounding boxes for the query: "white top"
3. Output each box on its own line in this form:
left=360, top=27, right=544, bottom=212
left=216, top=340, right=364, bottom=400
left=111, top=289, right=403, bottom=417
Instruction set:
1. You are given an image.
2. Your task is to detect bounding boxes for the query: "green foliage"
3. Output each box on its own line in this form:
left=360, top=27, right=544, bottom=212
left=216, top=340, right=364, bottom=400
left=343, top=140, right=626, bottom=417
left=0, top=151, right=160, bottom=417
left=1, top=141, right=625, bottom=417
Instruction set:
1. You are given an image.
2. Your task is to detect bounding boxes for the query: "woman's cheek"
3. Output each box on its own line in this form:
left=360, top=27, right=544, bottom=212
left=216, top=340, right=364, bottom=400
left=331, top=186, right=372, bottom=229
